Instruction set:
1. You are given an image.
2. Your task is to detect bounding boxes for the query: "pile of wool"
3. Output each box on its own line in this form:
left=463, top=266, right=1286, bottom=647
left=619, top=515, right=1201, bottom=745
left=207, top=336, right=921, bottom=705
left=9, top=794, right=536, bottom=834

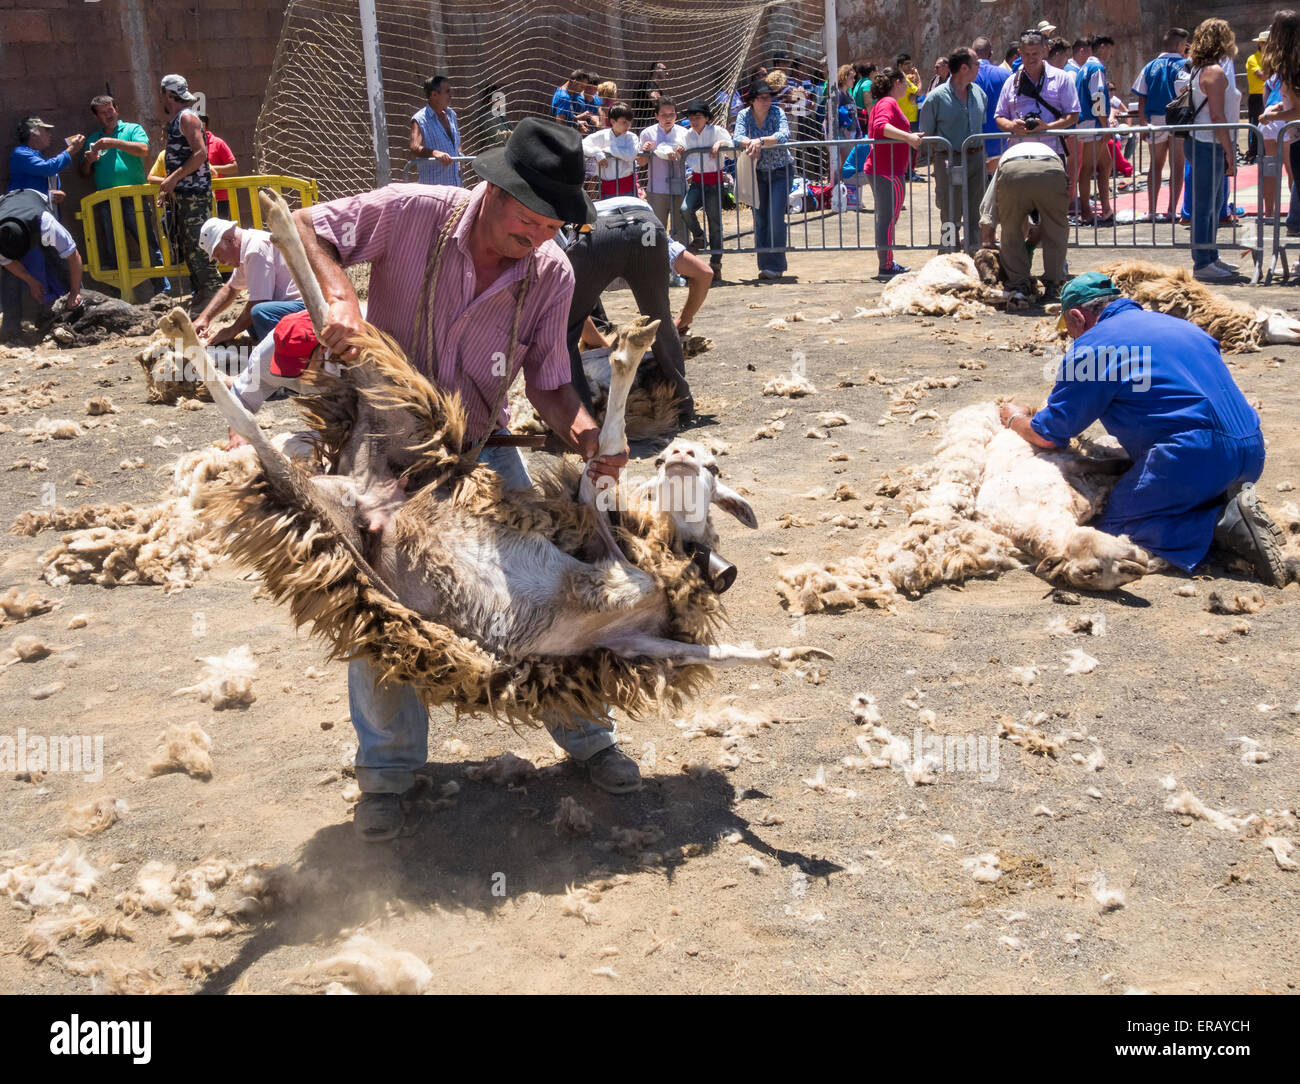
left=21, top=905, right=134, bottom=962
left=18, top=417, right=82, bottom=442
left=0, top=587, right=61, bottom=629
left=552, top=796, right=594, bottom=836
left=762, top=371, right=817, bottom=398
left=61, top=797, right=127, bottom=838
left=673, top=696, right=782, bottom=770
left=292, top=935, right=434, bottom=994
left=18, top=446, right=260, bottom=594
left=0, top=842, right=100, bottom=911
left=559, top=874, right=630, bottom=925
left=464, top=752, right=544, bottom=787
left=172, top=644, right=257, bottom=710
left=147, top=721, right=213, bottom=780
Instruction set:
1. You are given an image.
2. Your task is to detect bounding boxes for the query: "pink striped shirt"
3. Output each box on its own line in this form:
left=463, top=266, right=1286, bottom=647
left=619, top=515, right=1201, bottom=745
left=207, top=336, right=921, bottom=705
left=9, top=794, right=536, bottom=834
left=310, top=181, right=574, bottom=441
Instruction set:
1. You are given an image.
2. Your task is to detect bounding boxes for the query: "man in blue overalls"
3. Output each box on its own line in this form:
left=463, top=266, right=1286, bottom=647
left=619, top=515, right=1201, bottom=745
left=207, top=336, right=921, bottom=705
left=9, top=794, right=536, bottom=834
left=999, top=272, right=1287, bottom=586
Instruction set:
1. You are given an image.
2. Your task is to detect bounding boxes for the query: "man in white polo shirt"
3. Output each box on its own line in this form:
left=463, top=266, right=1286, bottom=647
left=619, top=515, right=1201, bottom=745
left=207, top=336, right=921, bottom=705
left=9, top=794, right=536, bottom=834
left=190, top=218, right=305, bottom=347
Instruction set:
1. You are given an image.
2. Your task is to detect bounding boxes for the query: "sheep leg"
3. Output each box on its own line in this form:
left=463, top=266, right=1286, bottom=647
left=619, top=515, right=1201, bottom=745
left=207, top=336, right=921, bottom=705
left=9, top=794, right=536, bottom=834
left=606, top=633, right=833, bottom=671
left=259, top=188, right=330, bottom=336
left=579, top=315, right=661, bottom=568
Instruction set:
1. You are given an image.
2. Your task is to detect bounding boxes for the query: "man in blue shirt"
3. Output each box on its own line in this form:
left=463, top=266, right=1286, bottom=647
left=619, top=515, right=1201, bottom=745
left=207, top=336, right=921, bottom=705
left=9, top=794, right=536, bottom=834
left=551, top=70, right=595, bottom=134
left=971, top=37, right=1011, bottom=168
left=1132, top=27, right=1190, bottom=222
left=1075, top=35, right=1115, bottom=225
left=998, top=273, right=1287, bottom=586
left=8, top=117, right=85, bottom=202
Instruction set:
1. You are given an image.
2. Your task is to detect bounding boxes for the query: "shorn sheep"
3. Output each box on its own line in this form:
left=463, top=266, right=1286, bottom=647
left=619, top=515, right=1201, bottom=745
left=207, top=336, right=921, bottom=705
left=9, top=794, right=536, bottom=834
left=192, top=190, right=828, bottom=729
left=778, top=402, right=1162, bottom=615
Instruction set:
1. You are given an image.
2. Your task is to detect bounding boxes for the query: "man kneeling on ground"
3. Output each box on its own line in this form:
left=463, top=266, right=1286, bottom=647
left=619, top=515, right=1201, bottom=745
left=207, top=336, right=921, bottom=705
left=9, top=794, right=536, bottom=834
left=191, top=217, right=305, bottom=347
left=999, top=272, right=1287, bottom=586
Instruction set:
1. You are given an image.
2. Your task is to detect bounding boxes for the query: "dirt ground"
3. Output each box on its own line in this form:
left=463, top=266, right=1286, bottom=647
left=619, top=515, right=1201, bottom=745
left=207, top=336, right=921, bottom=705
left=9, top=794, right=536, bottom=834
left=1, top=243, right=1297, bottom=996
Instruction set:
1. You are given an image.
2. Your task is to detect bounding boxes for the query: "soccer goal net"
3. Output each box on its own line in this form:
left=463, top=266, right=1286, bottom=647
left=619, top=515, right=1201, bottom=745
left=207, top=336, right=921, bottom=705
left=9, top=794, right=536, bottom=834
left=256, top=0, right=830, bottom=201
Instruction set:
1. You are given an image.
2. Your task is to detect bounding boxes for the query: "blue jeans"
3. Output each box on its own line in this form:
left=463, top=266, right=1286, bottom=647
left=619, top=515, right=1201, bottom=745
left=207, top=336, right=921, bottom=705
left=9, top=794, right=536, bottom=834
left=684, top=178, right=724, bottom=267
left=753, top=164, right=791, bottom=273
left=347, top=434, right=617, bottom=794
left=1187, top=139, right=1225, bottom=269
left=250, top=299, right=307, bottom=343
left=93, top=199, right=169, bottom=296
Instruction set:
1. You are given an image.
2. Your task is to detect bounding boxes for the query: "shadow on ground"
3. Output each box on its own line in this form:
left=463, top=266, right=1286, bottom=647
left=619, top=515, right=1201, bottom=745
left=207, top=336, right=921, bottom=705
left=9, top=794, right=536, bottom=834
left=199, top=759, right=843, bottom=993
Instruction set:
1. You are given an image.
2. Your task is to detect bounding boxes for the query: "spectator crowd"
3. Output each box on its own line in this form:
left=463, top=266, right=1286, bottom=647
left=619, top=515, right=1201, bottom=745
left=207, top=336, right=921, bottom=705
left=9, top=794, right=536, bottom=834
left=2, top=11, right=1297, bottom=347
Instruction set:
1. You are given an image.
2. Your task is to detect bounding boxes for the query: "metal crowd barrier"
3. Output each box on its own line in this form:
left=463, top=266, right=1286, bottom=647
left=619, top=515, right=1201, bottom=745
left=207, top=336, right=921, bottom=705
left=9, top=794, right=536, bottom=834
left=960, top=122, right=1264, bottom=281
left=77, top=175, right=319, bottom=301
left=682, top=136, right=958, bottom=257
left=1265, top=119, right=1300, bottom=284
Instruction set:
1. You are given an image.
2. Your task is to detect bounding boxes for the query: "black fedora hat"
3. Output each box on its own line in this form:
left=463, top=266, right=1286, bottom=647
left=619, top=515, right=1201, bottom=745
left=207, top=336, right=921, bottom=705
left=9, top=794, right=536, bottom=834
left=473, top=116, right=595, bottom=225
left=685, top=97, right=713, bottom=119
left=0, top=219, right=33, bottom=261
left=747, top=76, right=774, bottom=100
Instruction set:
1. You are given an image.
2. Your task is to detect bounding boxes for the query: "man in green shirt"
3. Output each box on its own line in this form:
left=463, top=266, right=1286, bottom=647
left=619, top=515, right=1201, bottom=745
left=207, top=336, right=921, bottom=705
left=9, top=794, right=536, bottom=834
left=918, top=47, right=987, bottom=254
left=79, top=94, right=169, bottom=297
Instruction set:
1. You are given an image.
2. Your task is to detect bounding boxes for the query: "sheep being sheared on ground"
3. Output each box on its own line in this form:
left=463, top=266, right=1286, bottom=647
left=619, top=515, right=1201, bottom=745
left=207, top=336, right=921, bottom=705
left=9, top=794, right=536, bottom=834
left=1097, top=260, right=1300, bottom=353
left=853, top=252, right=1030, bottom=320
left=777, top=402, right=1159, bottom=615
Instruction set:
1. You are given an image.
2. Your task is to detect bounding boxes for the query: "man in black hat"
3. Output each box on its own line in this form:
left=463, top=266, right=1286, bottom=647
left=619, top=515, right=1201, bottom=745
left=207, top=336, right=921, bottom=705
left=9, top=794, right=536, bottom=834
left=0, top=189, right=83, bottom=340
left=292, top=117, right=645, bottom=840
left=681, top=98, right=733, bottom=283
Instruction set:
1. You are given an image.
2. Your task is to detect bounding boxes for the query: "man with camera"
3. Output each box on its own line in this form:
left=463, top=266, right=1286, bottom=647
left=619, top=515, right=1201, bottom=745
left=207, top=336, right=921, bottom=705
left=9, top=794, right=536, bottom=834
left=989, top=29, right=1079, bottom=296
left=994, top=29, right=1080, bottom=153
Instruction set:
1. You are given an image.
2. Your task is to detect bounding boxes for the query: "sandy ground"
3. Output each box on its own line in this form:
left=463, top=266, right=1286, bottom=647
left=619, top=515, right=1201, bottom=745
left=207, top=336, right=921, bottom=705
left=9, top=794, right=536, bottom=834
left=1, top=242, right=1297, bottom=996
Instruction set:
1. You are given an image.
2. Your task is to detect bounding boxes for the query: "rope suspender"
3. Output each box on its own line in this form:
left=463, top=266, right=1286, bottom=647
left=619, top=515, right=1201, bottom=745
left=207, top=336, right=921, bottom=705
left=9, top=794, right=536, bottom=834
left=413, top=194, right=535, bottom=459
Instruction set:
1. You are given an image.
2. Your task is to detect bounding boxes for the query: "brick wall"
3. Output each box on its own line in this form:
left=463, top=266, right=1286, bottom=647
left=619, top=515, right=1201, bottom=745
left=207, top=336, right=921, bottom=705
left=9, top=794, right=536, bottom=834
left=0, top=0, right=288, bottom=255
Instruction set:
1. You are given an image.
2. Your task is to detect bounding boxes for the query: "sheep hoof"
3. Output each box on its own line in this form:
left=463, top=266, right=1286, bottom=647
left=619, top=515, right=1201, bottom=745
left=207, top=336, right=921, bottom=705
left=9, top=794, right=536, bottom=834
left=767, top=646, right=834, bottom=667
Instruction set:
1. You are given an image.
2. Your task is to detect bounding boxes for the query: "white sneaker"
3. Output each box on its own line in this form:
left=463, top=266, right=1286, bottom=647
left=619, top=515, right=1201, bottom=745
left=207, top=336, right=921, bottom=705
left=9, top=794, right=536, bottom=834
left=1214, top=258, right=1239, bottom=272
left=1193, top=263, right=1234, bottom=282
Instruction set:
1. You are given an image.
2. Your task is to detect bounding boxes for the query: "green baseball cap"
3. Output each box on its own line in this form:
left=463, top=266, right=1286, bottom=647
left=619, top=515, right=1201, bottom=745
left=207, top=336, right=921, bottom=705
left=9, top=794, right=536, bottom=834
left=1057, top=272, right=1117, bottom=330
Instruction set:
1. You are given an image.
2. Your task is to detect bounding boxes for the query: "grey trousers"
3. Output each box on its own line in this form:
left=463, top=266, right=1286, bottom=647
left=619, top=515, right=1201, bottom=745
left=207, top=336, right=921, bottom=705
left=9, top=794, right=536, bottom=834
left=932, top=151, right=986, bottom=254
left=995, top=155, right=1069, bottom=290
left=647, top=190, right=688, bottom=245
left=565, top=207, right=691, bottom=415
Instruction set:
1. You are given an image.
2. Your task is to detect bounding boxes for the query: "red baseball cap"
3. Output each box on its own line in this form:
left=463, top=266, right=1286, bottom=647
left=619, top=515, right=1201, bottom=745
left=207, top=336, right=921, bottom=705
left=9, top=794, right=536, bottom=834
left=271, top=310, right=318, bottom=377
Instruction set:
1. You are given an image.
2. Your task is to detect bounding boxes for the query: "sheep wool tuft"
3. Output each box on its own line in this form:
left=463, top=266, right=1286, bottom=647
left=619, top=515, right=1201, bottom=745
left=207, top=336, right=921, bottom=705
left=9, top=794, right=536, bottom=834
left=147, top=721, right=213, bottom=780
left=172, top=644, right=257, bottom=710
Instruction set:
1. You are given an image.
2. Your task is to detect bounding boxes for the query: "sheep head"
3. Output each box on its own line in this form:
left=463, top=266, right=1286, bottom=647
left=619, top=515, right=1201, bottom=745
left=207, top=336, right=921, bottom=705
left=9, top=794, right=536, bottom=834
left=1036, top=527, right=1150, bottom=591
left=646, top=439, right=757, bottom=547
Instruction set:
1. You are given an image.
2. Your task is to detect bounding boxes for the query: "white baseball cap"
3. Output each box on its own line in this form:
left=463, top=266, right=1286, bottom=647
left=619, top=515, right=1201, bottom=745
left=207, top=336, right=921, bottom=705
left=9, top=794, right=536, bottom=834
left=198, top=218, right=237, bottom=257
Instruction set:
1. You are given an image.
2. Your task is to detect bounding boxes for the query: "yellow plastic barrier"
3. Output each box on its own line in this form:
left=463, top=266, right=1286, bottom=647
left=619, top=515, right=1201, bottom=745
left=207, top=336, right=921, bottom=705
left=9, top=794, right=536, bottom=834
left=76, top=175, right=319, bottom=301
